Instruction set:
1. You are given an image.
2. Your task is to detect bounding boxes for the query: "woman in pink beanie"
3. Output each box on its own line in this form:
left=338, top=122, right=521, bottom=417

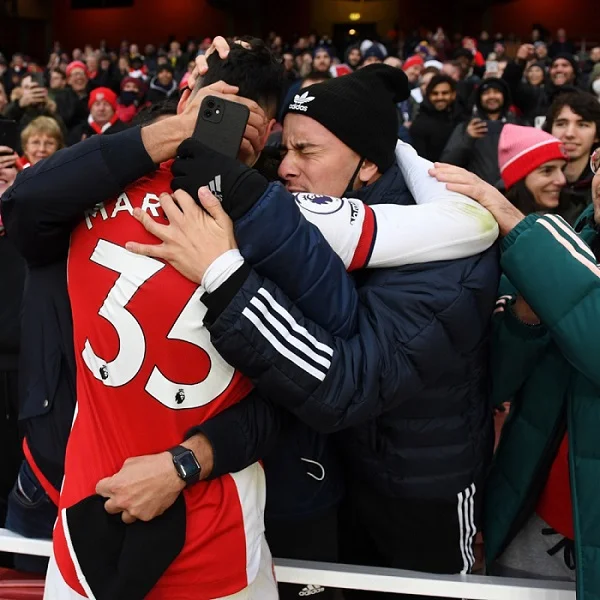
left=498, top=123, right=569, bottom=216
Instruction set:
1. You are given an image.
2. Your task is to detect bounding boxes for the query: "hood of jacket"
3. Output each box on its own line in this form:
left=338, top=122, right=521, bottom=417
left=347, top=162, right=414, bottom=207
left=474, top=77, right=513, bottom=120
left=149, top=76, right=177, bottom=96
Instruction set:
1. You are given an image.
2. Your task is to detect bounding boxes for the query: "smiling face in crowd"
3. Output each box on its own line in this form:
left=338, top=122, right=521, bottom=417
left=428, top=82, right=456, bottom=111
left=524, top=159, right=567, bottom=209
left=526, top=65, right=545, bottom=86
left=480, top=87, right=504, bottom=114
left=550, top=59, right=575, bottom=86
left=68, top=67, right=88, bottom=93
left=25, top=134, right=59, bottom=166
left=551, top=105, right=599, bottom=162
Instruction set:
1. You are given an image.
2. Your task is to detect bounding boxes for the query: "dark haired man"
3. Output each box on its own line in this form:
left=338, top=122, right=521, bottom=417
left=147, top=64, right=178, bottom=104
left=544, top=91, right=600, bottom=223
left=2, top=39, right=284, bottom=599
left=411, top=74, right=462, bottom=161
left=441, top=78, right=519, bottom=184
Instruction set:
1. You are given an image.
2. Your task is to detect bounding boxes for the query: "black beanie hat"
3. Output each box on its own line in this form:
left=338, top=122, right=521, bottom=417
left=478, top=77, right=506, bottom=96
left=283, top=64, right=410, bottom=172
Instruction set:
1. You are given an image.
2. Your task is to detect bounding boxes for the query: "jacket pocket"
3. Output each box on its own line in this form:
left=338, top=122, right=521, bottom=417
left=10, top=462, right=49, bottom=509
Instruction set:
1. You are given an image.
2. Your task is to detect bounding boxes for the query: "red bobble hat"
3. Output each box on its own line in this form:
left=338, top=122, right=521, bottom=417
left=498, top=124, right=568, bottom=190
left=88, top=87, right=118, bottom=112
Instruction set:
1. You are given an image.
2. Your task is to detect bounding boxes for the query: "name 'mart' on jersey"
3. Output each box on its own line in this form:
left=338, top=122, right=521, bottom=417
left=84, top=192, right=162, bottom=229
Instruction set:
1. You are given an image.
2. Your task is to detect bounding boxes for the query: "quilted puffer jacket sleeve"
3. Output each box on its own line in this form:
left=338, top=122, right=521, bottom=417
left=491, top=275, right=551, bottom=405
left=203, top=248, right=499, bottom=433
left=500, top=213, right=600, bottom=388
left=234, top=182, right=358, bottom=338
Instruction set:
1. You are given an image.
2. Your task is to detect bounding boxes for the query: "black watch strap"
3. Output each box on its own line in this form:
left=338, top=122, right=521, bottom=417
left=168, top=445, right=201, bottom=486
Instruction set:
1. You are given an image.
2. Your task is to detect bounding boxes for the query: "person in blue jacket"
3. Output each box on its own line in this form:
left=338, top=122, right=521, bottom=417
left=128, top=62, right=501, bottom=597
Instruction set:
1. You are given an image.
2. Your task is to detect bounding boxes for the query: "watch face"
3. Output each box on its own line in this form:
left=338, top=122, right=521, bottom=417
left=177, top=450, right=200, bottom=480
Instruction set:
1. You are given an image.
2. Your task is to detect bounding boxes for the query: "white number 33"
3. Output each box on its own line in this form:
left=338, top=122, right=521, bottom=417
left=82, top=240, right=234, bottom=410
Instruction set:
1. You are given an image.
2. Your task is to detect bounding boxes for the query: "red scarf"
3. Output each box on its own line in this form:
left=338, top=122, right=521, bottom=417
left=15, top=156, right=31, bottom=171
left=88, top=113, right=118, bottom=135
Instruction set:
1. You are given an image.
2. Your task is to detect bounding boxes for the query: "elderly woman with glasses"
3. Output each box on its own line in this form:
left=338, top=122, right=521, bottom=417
left=430, top=146, right=600, bottom=599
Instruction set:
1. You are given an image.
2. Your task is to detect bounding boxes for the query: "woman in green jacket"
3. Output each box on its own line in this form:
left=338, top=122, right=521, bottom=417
left=431, top=138, right=600, bottom=600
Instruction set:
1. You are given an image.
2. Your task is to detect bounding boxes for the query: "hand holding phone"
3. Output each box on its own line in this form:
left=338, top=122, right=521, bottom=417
left=193, top=95, right=250, bottom=159
left=0, top=120, right=18, bottom=154
left=467, top=117, right=488, bottom=139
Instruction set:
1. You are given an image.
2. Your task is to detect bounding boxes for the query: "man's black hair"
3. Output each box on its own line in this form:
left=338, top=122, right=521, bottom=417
left=201, top=37, right=283, bottom=119
left=426, top=74, right=457, bottom=97
left=132, top=97, right=179, bottom=127
left=454, top=48, right=474, bottom=62
left=543, top=90, right=600, bottom=140
left=303, top=70, right=332, bottom=83
left=157, top=63, right=174, bottom=74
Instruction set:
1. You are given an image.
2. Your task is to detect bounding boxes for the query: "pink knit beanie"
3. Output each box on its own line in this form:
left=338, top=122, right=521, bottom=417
left=498, top=124, right=568, bottom=189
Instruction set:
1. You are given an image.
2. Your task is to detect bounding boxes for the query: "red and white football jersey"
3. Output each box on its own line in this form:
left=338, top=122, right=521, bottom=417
left=55, top=164, right=265, bottom=600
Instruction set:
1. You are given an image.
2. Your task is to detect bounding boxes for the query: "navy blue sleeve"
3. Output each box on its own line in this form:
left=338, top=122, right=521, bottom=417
left=1, top=126, right=156, bottom=266
left=204, top=263, right=481, bottom=433
left=193, top=183, right=362, bottom=472
left=234, top=182, right=358, bottom=338
left=185, top=388, right=287, bottom=480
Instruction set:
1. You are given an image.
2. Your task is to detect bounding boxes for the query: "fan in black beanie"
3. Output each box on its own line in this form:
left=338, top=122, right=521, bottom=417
left=283, top=64, right=410, bottom=173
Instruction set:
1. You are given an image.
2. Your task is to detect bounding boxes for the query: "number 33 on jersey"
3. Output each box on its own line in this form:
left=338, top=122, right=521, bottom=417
left=68, top=166, right=252, bottom=427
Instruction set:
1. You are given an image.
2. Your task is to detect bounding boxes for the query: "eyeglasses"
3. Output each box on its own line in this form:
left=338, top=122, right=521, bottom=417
left=591, top=147, right=600, bottom=175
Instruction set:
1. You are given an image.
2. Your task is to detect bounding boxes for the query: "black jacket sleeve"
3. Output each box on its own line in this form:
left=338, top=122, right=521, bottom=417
left=1, top=126, right=156, bottom=266
left=185, top=388, right=286, bottom=480
left=502, top=61, right=540, bottom=117
left=202, top=260, right=487, bottom=434
left=440, top=123, right=473, bottom=167
left=409, top=115, right=429, bottom=159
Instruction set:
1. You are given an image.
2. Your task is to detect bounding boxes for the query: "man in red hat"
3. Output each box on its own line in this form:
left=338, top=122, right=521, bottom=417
left=55, top=61, right=90, bottom=142
left=67, top=87, right=127, bottom=144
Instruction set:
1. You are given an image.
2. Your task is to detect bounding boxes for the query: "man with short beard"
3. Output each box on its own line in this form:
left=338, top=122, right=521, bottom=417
left=313, top=45, right=333, bottom=74
left=441, top=78, right=520, bottom=183
left=411, top=74, right=462, bottom=161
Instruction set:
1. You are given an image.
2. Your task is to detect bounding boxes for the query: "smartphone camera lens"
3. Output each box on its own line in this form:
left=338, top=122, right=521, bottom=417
left=207, top=100, right=215, bottom=109
left=204, top=110, right=212, bottom=118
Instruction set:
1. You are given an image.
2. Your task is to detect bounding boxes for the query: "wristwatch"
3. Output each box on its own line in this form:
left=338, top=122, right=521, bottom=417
left=168, top=445, right=201, bottom=487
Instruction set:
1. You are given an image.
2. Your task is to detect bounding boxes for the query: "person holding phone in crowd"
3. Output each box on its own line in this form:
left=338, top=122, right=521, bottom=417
left=4, top=73, right=65, bottom=143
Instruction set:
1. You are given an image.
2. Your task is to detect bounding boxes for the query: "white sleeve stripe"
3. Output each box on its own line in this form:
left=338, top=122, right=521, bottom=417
left=256, top=288, right=334, bottom=357
left=242, top=307, right=327, bottom=381
left=543, top=215, right=596, bottom=261
left=538, top=220, right=600, bottom=279
left=249, top=296, right=332, bottom=368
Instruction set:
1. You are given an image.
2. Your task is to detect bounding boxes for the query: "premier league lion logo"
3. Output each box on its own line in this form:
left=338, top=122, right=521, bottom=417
left=294, top=193, right=344, bottom=215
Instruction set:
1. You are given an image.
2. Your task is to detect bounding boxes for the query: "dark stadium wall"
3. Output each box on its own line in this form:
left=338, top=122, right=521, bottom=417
left=490, top=0, right=598, bottom=39
left=52, top=0, right=227, bottom=49
left=52, top=0, right=310, bottom=51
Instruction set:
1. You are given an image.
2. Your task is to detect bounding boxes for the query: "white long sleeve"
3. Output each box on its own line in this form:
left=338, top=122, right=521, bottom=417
left=293, top=141, right=499, bottom=270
